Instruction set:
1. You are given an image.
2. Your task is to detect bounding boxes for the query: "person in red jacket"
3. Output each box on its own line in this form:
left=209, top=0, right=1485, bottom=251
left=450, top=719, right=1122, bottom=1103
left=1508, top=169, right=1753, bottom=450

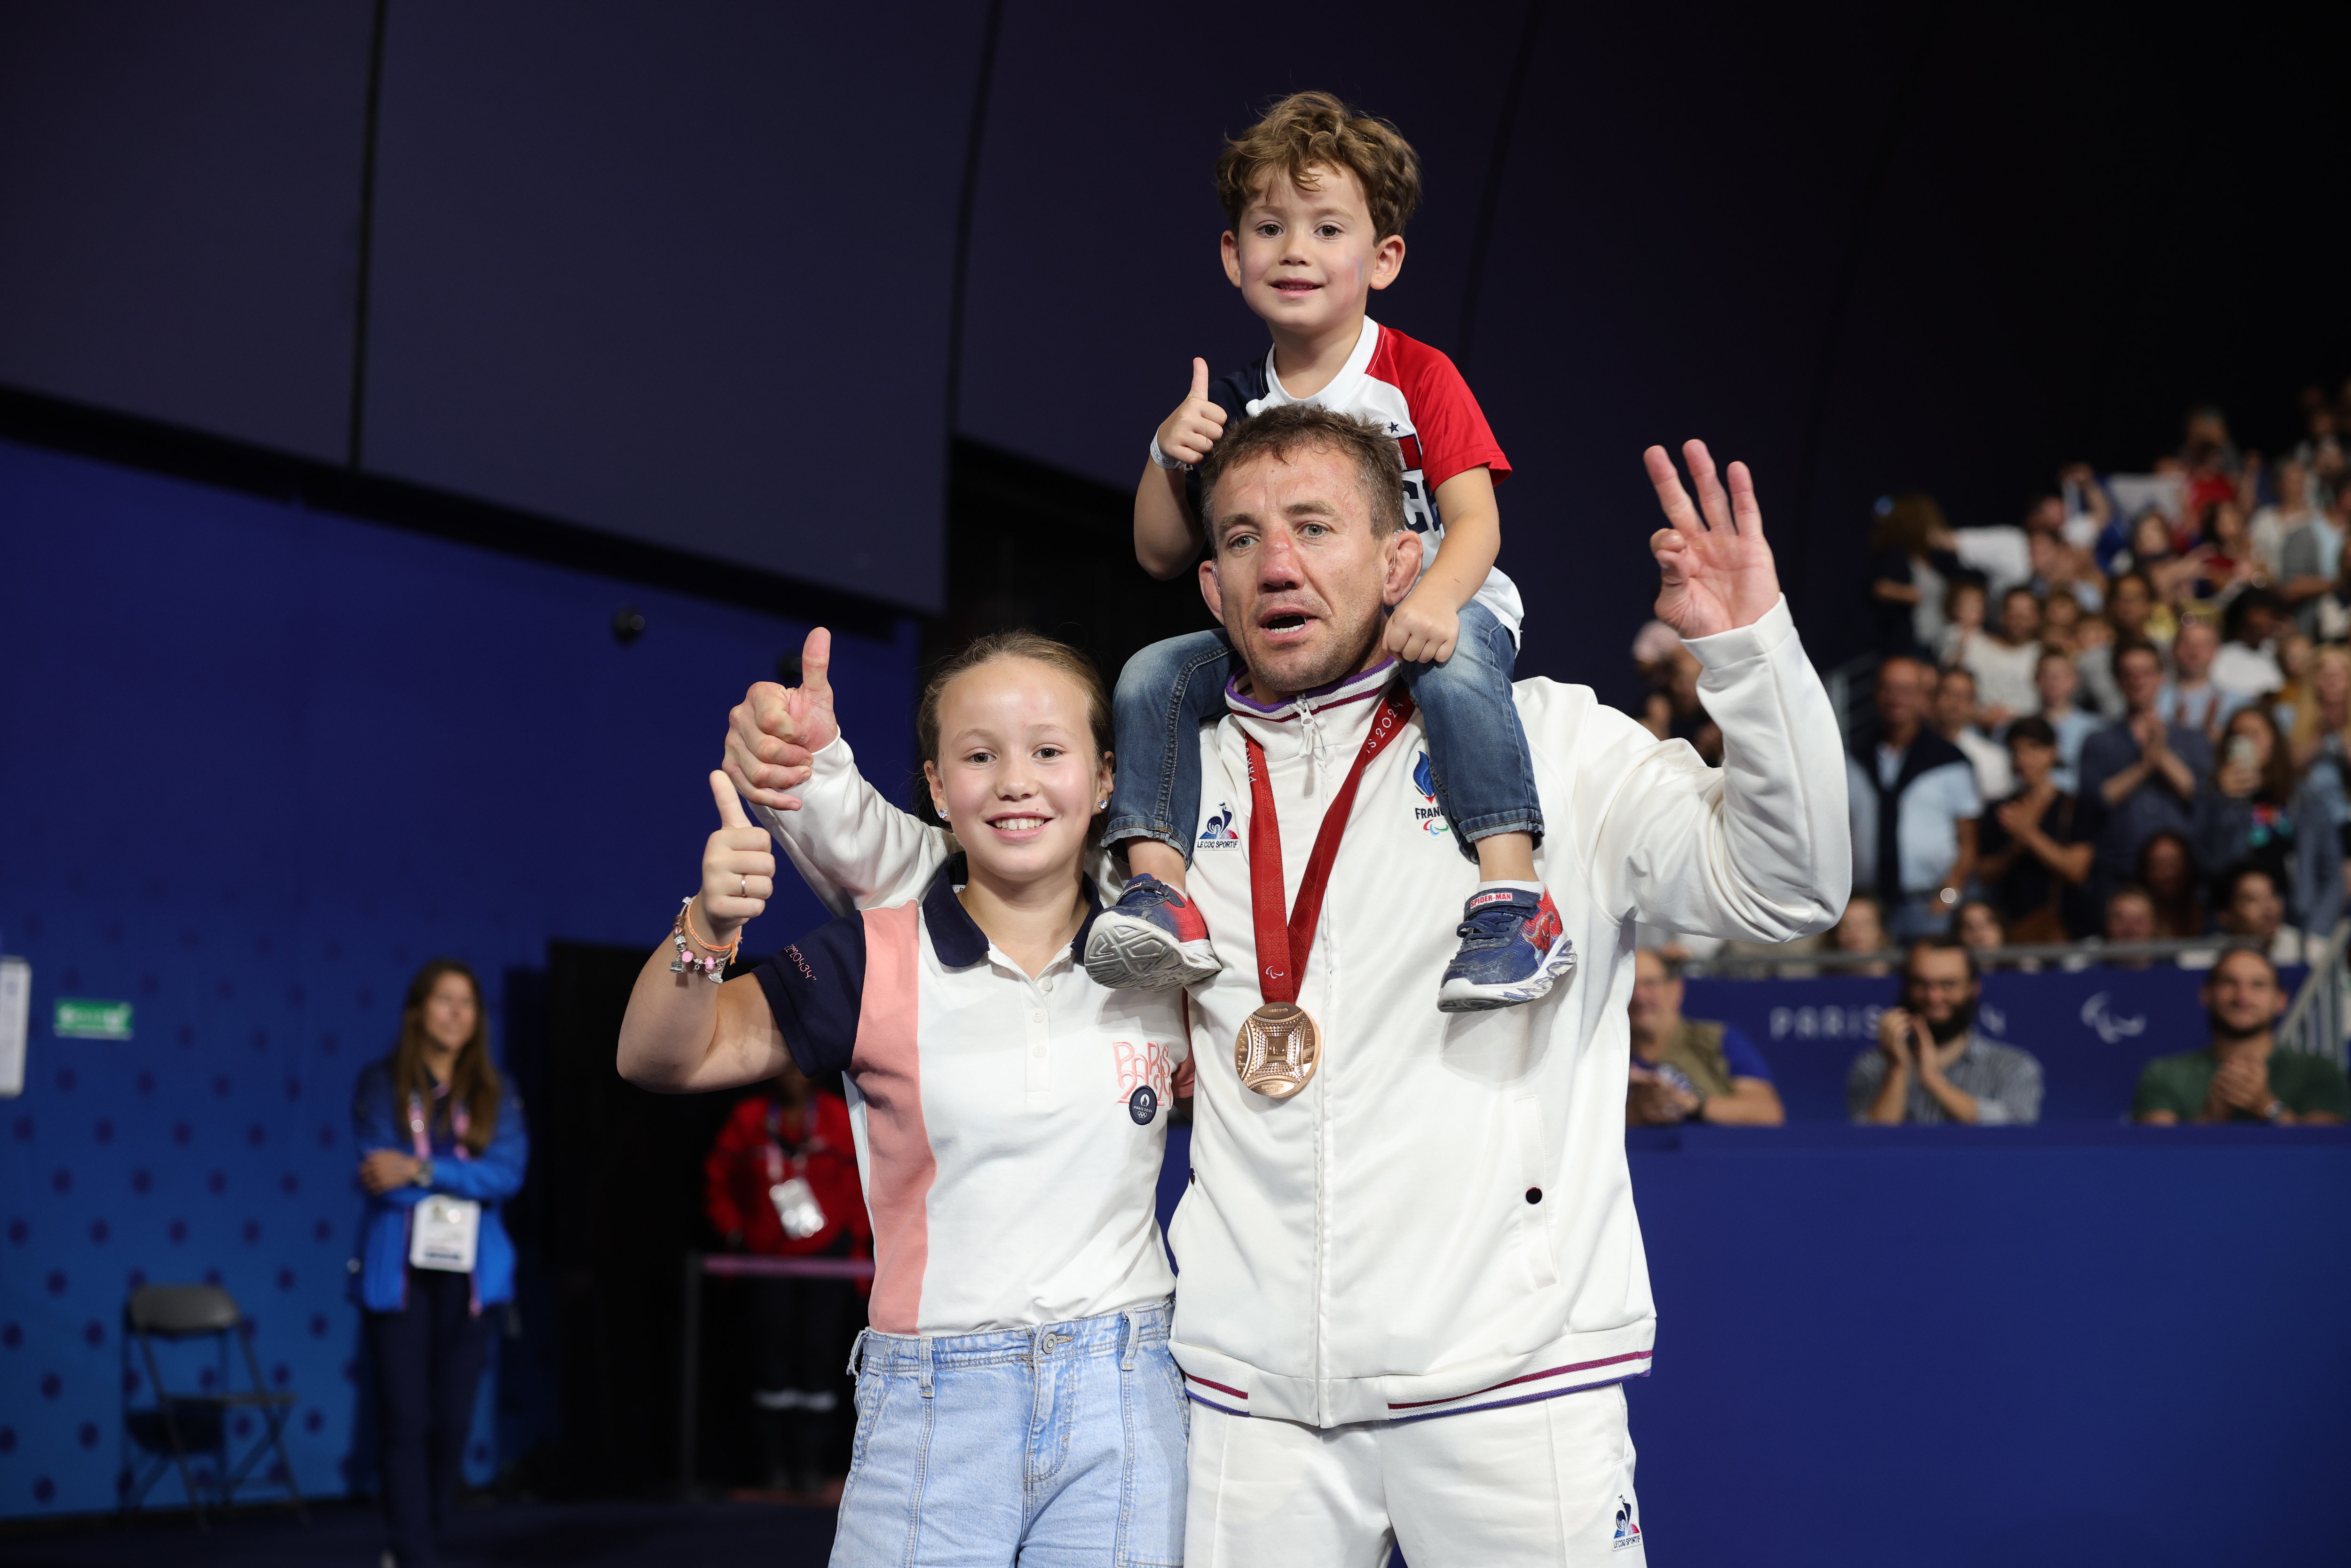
left=703, top=1059, right=868, bottom=1494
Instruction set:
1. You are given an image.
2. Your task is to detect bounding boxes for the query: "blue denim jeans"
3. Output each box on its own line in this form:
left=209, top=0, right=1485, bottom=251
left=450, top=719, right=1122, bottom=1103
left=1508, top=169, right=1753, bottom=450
left=1104, top=601, right=1541, bottom=866
left=833, top=1299, right=1186, bottom=1568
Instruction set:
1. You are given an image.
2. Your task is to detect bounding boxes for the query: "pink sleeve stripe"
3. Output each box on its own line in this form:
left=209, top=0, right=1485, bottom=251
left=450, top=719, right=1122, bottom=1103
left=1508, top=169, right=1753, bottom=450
left=851, top=902, right=931, bottom=1334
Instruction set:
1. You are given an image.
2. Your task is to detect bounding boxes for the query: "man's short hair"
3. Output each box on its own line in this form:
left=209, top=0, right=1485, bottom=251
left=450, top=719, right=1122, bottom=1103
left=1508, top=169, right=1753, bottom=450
left=1216, top=91, right=1422, bottom=243
left=2114, top=639, right=2163, bottom=674
left=1198, top=404, right=1406, bottom=545
left=2206, top=944, right=2280, bottom=985
left=2035, top=645, right=2075, bottom=671
left=1904, top=934, right=1980, bottom=985
left=2214, top=862, right=2277, bottom=908
left=1938, top=665, right=1977, bottom=694
left=2004, top=714, right=2057, bottom=750
left=2107, top=883, right=2155, bottom=913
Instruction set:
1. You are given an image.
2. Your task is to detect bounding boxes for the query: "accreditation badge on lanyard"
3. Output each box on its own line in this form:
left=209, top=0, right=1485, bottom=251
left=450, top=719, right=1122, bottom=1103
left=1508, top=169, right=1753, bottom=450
left=764, top=1105, right=828, bottom=1241
left=406, top=1092, right=481, bottom=1273
left=1235, top=687, right=1416, bottom=1098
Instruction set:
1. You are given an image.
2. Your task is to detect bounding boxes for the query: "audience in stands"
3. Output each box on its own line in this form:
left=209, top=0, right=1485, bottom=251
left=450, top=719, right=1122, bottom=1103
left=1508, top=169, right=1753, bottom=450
left=2196, top=704, right=2342, bottom=934
left=2032, top=648, right=2098, bottom=791
left=1825, top=894, right=1890, bottom=975
left=2162, top=618, right=2234, bottom=738
left=2079, top=645, right=2213, bottom=909
left=2210, top=591, right=2288, bottom=703
left=1952, top=899, right=2004, bottom=955
left=2279, top=471, right=2348, bottom=636
left=2132, top=949, right=2349, bottom=1124
left=1973, top=716, right=2096, bottom=941
left=1624, top=950, right=1785, bottom=1127
left=1848, top=940, right=2044, bottom=1125
left=1849, top=657, right=1981, bottom=938
left=1962, top=587, right=2045, bottom=725
left=1933, top=666, right=2014, bottom=800
left=2135, top=830, right=2205, bottom=938
left=1869, top=493, right=1958, bottom=660
left=2076, top=570, right=2158, bottom=717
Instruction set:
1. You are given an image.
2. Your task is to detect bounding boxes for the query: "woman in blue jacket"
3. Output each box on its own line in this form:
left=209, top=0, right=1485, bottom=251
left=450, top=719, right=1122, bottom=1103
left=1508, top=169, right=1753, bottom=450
left=351, top=959, right=527, bottom=1568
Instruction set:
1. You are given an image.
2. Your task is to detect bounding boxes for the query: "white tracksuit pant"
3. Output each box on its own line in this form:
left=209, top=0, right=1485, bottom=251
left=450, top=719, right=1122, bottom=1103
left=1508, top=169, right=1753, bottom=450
left=1184, top=1383, right=1644, bottom=1566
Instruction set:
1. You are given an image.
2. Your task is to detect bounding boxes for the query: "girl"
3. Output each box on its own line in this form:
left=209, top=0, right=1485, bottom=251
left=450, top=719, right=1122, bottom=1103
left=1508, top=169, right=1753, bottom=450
left=617, top=632, right=1189, bottom=1566
left=2199, top=703, right=2343, bottom=933
left=353, top=961, right=529, bottom=1568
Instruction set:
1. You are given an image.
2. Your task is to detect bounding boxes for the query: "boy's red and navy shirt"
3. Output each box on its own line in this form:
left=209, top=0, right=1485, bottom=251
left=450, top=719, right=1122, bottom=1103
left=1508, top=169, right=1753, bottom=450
left=1188, top=318, right=1521, bottom=635
left=749, top=856, right=1189, bottom=1339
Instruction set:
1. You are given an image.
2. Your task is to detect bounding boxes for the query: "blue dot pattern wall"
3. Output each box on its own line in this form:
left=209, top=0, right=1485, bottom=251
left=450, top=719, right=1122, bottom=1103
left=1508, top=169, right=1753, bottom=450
left=0, top=438, right=919, bottom=1517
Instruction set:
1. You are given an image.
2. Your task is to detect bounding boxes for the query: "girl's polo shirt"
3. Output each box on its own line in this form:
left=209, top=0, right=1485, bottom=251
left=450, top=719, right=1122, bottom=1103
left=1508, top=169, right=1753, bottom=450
left=752, top=857, right=1189, bottom=1338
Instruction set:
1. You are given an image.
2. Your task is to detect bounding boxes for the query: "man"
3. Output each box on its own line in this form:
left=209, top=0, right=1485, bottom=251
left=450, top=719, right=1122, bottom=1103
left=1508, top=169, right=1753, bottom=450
left=2032, top=646, right=2099, bottom=792
left=724, top=407, right=1847, bottom=1564
left=2180, top=865, right=2303, bottom=969
left=2277, top=481, right=2350, bottom=638
left=2077, top=643, right=2215, bottom=907
left=1847, top=657, right=1979, bottom=939
left=2207, top=589, right=2287, bottom=703
left=2076, top=569, right=2160, bottom=717
left=1624, top=948, right=1783, bottom=1126
left=2133, top=947, right=2349, bottom=1124
left=1933, top=664, right=2014, bottom=800
left=1848, top=938, right=2044, bottom=1125
left=2159, top=617, right=2235, bottom=739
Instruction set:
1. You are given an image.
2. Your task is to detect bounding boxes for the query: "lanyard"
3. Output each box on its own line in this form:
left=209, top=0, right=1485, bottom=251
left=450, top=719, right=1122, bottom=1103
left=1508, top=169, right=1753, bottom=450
left=407, top=1088, right=472, bottom=1164
left=1240, top=687, right=1415, bottom=1006
left=764, top=1102, right=820, bottom=1183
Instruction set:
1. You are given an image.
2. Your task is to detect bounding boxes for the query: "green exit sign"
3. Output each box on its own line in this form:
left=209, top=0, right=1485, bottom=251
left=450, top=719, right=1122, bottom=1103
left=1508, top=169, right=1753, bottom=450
left=55, top=999, right=133, bottom=1040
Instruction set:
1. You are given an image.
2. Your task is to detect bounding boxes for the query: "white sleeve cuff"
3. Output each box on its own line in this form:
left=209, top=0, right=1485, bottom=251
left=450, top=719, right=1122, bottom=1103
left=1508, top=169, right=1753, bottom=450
left=1686, top=594, right=1796, bottom=678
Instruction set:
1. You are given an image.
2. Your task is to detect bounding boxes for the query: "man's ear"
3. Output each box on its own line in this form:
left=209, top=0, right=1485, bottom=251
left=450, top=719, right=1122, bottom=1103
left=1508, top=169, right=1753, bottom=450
left=1221, top=231, right=1243, bottom=290
left=1199, top=555, right=1226, bottom=623
left=1368, top=233, right=1407, bottom=292
left=1381, top=528, right=1424, bottom=607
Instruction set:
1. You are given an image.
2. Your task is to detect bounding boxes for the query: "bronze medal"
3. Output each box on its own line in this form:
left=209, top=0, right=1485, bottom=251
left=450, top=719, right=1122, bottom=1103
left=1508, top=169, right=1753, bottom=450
left=1234, top=1001, right=1320, bottom=1099
left=1234, top=688, right=1416, bottom=1099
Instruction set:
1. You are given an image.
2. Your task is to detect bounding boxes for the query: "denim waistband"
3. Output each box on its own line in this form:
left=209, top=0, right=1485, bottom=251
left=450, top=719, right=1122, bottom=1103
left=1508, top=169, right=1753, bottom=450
left=852, top=1298, right=1173, bottom=1375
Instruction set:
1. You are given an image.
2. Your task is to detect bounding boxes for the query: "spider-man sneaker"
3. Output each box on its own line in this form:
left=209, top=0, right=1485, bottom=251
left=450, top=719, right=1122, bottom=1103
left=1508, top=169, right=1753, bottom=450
left=1084, top=875, right=1220, bottom=991
left=1436, top=885, right=1577, bottom=1012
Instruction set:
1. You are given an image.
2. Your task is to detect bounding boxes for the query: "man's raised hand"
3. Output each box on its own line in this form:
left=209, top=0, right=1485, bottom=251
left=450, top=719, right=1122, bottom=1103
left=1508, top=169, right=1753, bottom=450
left=1154, top=358, right=1228, bottom=468
left=1644, top=440, right=1781, bottom=639
left=723, top=626, right=840, bottom=812
left=700, top=771, right=775, bottom=939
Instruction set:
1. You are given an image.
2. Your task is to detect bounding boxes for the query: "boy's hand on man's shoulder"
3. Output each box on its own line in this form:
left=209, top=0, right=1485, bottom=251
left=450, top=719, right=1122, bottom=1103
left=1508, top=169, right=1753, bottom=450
left=1154, top=358, right=1228, bottom=467
left=1383, top=595, right=1460, bottom=665
left=722, top=627, right=839, bottom=811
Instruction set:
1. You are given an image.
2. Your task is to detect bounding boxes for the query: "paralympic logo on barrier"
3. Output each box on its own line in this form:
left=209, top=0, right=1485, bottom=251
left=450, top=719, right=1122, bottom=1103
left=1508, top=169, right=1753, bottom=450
left=2079, top=991, right=2148, bottom=1044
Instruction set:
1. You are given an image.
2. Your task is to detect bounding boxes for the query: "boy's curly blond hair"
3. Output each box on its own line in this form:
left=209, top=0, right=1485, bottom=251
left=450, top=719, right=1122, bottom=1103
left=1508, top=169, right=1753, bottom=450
left=1215, top=91, right=1422, bottom=243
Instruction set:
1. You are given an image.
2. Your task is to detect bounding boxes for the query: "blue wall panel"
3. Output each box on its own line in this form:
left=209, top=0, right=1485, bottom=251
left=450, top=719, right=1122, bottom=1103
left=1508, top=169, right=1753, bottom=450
left=0, top=439, right=918, bottom=1517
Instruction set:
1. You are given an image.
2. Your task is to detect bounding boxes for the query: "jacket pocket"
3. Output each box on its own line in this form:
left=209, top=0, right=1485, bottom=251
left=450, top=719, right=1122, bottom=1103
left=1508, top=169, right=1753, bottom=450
left=1510, top=1095, right=1559, bottom=1289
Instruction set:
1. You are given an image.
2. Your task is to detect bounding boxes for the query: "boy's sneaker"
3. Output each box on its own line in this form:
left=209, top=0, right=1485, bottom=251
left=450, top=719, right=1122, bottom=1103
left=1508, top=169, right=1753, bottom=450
left=1436, top=886, right=1576, bottom=1013
left=1085, top=875, right=1220, bottom=991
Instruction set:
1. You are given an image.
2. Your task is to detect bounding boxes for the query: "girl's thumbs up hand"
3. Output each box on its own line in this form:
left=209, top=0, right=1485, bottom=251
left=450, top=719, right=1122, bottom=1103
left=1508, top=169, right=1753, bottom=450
left=699, top=771, right=775, bottom=940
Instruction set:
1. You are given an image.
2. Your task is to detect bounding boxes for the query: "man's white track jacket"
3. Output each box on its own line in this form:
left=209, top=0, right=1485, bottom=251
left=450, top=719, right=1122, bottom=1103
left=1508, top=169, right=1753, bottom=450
left=755, top=594, right=1847, bottom=1428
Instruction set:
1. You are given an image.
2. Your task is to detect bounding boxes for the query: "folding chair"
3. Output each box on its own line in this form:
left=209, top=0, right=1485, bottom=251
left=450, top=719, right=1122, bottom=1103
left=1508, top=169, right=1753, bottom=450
left=121, top=1283, right=308, bottom=1529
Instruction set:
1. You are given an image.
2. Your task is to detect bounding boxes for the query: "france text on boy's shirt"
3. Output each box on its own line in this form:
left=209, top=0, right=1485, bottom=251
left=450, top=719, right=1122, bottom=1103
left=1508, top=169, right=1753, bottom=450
left=750, top=857, right=1190, bottom=1339
left=1186, top=317, right=1521, bottom=635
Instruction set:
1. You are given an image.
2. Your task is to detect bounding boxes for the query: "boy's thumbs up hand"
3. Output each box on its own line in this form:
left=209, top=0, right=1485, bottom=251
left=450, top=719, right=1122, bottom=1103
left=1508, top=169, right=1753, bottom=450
left=724, top=627, right=841, bottom=812
left=699, top=770, right=775, bottom=939
left=1153, top=357, right=1228, bottom=469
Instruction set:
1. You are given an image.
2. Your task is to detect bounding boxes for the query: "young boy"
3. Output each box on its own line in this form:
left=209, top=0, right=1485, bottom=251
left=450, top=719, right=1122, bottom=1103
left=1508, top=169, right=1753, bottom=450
left=1087, top=90, right=1567, bottom=1013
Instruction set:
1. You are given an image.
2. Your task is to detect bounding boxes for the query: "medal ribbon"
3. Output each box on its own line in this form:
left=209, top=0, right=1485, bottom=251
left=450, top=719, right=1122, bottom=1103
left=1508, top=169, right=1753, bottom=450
left=1242, top=686, right=1416, bottom=1005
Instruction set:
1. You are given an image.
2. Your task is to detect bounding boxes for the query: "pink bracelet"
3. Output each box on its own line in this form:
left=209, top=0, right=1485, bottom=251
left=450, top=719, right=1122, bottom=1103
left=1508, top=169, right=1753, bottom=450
left=669, top=897, right=738, bottom=983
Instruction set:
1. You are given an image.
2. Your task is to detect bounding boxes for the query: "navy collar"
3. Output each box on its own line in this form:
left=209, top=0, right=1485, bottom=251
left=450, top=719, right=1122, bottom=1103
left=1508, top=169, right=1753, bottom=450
left=920, top=854, right=1104, bottom=970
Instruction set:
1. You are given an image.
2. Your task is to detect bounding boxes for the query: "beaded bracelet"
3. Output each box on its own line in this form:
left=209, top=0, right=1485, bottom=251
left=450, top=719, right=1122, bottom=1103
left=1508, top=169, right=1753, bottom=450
left=670, top=896, right=739, bottom=983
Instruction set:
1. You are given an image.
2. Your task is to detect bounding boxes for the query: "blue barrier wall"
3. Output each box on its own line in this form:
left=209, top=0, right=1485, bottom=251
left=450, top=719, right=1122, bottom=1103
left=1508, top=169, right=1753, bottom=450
left=1681, top=966, right=2304, bottom=1123
left=1157, top=1123, right=2351, bottom=1565
left=0, top=439, right=919, bottom=1517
